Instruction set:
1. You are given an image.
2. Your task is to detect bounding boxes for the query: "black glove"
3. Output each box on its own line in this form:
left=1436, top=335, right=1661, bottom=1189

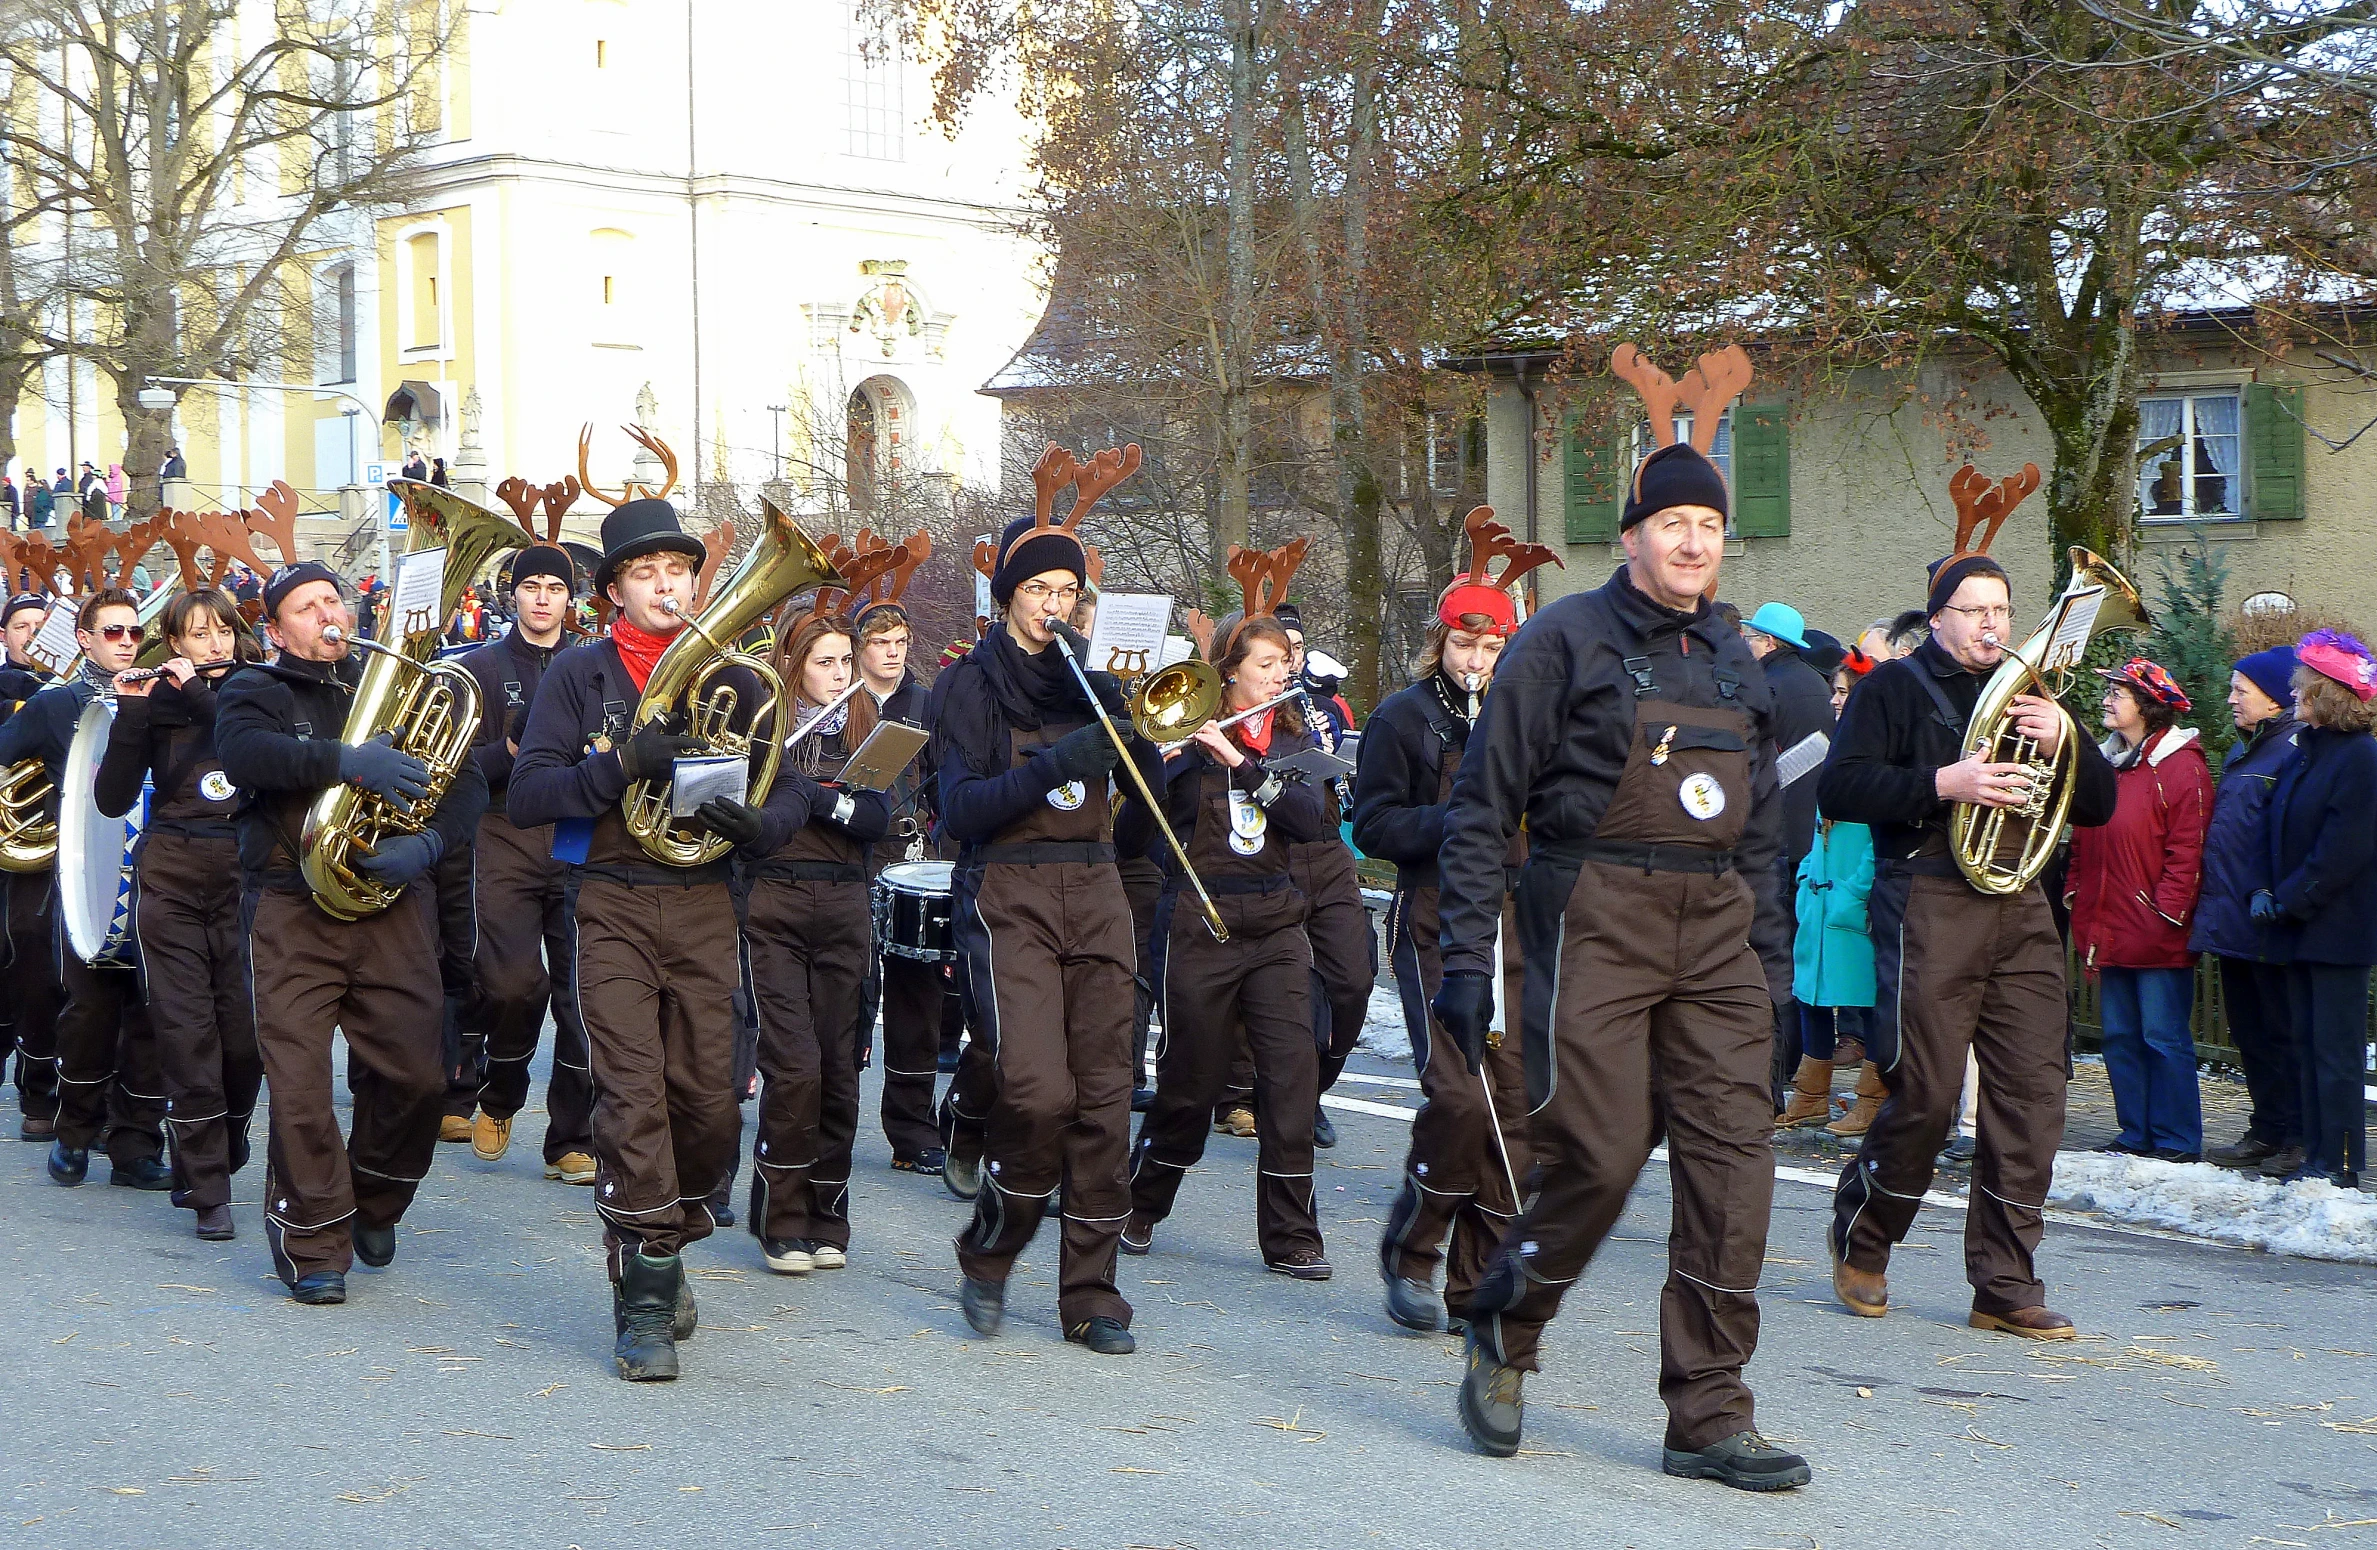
left=2249, top=889, right=2285, bottom=926
left=339, top=733, right=432, bottom=810
left=1432, top=970, right=1495, bottom=1075
left=697, top=798, right=765, bottom=848
left=1048, top=724, right=1120, bottom=783
left=355, top=828, right=444, bottom=886
left=618, top=723, right=706, bottom=782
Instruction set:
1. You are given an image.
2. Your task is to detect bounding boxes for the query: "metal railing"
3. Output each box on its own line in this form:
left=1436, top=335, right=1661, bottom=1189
left=2067, top=952, right=2377, bottom=1081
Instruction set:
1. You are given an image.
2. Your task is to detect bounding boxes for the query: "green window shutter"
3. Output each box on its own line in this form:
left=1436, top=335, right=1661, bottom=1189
left=1732, top=402, right=1790, bottom=537
left=2246, top=383, right=2305, bottom=521
left=1563, top=415, right=1622, bottom=546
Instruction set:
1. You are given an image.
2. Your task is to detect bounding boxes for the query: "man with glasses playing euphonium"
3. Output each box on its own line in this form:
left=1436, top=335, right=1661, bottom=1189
left=1817, top=465, right=2115, bottom=1341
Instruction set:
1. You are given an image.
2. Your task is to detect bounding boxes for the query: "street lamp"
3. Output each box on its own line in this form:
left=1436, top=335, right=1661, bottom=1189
left=766, top=404, right=787, bottom=482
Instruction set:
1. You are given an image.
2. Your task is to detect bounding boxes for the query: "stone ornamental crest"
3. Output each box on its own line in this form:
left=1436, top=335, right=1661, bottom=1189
left=851, top=259, right=925, bottom=358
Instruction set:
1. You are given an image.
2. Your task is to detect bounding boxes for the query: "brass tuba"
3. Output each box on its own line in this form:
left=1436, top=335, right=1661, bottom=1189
left=299, top=481, right=537, bottom=920
left=621, top=499, right=842, bottom=866
left=0, top=581, right=177, bottom=873
left=1950, top=546, right=2149, bottom=895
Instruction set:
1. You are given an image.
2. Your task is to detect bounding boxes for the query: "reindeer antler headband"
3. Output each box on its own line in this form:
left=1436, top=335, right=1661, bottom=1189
left=577, top=424, right=679, bottom=507
left=980, top=442, right=1133, bottom=603
left=1609, top=343, right=1752, bottom=541
left=1205, top=537, right=1311, bottom=664
left=850, top=528, right=932, bottom=628
left=1926, top=461, right=2041, bottom=616
left=787, top=529, right=913, bottom=631
left=1438, top=507, right=1562, bottom=636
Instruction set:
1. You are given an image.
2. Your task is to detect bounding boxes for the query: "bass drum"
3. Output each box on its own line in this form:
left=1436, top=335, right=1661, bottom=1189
left=59, top=696, right=146, bottom=969
left=874, top=860, right=954, bottom=962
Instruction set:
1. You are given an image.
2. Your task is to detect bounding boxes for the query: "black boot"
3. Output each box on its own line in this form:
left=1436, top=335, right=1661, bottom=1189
left=353, top=1223, right=396, bottom=1268
left=612, top=1252, right=683, bottom=1381
left=111, top=1155, right=172, bottom=1189
left=960, top=1275, right=1005, bottom=1337
left=228, top=1121, right=251, bottom=1175
left=673, top=1277, right=698, bottom=1341
left=46, top=1139, right=88, bottom=1186
left=1383, top=1273, right=1444, bottom=1334
left=1066, top=1316, right=1135, bottom=1354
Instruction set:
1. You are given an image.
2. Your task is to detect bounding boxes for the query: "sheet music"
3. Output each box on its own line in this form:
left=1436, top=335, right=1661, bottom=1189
left=1085, top=593, right=1172, bottom=681
left=1776, top=731, right=1830, bottom=788
left=387, top=546, right=449, bottom=643
left=2042, top=587, right=2105, bottom=673
left=669, top=754, right=748, bottom=817
left=25, top=604, right=79, bottom=676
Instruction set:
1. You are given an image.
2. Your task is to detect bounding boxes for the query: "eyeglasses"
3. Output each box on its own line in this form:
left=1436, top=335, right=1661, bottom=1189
left=92, top=623, right=137, bottom=642
left=1014, top=582, right=1081, bottom=608
left=1939, top=604, right=2015, bottom=627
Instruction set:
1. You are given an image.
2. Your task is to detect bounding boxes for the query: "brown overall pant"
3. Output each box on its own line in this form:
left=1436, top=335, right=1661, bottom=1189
left=6, top=867, right=63, bottom=1124
left=470, top=812, right=594, bottom=1161
left=135, top=830, right=260, bottom=1210
left=746, top=870, right=870, bottom=1249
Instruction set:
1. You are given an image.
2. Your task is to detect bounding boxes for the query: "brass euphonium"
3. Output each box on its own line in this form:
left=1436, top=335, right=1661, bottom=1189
left=300, top=481, right=538, bottom=920
left=621, top=499, right=842, bottom=866
left=1950, top=546, right=2149, bottom=895
left=0, top=582, right=177, bottom=873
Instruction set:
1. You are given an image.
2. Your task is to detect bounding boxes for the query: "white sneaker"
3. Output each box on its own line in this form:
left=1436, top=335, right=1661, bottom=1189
left=811, top=1244, right=847, bottom=1271
left=762, top=1238, right=814, bottom=1274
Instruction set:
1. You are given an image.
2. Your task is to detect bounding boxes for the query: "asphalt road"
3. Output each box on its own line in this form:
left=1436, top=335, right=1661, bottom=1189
left=7, top=1046, right=2376, bottom=1550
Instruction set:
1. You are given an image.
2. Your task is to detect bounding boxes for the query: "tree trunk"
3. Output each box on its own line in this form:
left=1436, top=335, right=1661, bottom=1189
left=1216, top=0, right=1259, bottom=555
left=114, top=383, right=175, bottom=522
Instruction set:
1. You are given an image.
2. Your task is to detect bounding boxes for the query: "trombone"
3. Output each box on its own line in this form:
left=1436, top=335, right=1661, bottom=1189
left=1050, top=624, right=1229, bottom=943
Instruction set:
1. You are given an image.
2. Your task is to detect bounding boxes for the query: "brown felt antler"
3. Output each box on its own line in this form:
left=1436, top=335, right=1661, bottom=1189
left=1183, top=609, right=1217, bottom=659
left=578, top=426, right=680, bottom=509
left=692, top=518, right=736, bottom=608
left=538, top=478, right=580, bottom=542
left=109, top=513, right=171, bottom=589
left=61, top=516, right=120, bottom=594
left=1610, top=343, right=1755, bottom=455
left=1946, top=462, right=2042, bottom=558
left=192, top=507, right=271, bottom=583
left=806, top=531, right=910, bottom=626
left=1066, top=444, right=1142, bottom=526
left=842, top=527, right=930, bottom=617
left=1226, top=537, right=1310, bottom=620
left=494, top=477, right=543, bottom=530
left=157, top=511, right=206, bottom=589
left=1000, top=440, right=1133, bottom=573
left=1459, top=506, right=1563, bottom=593
left=242, top=480, right=306, bottom=570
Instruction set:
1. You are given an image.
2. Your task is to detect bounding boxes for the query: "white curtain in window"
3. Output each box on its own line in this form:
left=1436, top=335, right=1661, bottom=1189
left=2194, top=394, right=2240, bottom=474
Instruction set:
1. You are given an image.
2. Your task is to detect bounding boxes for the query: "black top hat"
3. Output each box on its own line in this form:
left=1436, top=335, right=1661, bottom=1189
left=593, top=498, right=704, bottom=594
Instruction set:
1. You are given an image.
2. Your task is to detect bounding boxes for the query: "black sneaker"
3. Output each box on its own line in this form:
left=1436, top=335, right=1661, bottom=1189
left=2207, top=1136, right=2277, bottom=1170
left=289, top=1271, right=347, bottom=1305
left=1266, top=1249, right=1333, bottom=1281
left=1456, top=1326, right=1523, bottom=1456
left=2092, top=1140, right=2146, bottom=1156
left=1312, top=1107, right=1337, bottom=1149
left=1065, top=1317, right=1136, bottom=1355
left=1383, top=1274, right=1444, bottom=1333
left=891, top=1148, right=947, bottom=1175
left=960, top=1275, right=1005, bottom=1337
left=762, top=1238, right=815, bottom=1274
left=353, top=1223, right=397, bottom=1267
left=1119, top=1215, right=1154, bottom=1256
left=1935, top=1134, right=1977, bottom=1167
left=1662, top=1429, right=1812, bottom=1491
left=1130, top=1086, right=1155, bottom=1113
left=2152, top=1147, right=2203, bottom=1164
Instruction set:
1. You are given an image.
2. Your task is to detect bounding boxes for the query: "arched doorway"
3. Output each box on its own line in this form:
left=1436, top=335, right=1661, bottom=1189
left=845, top=374, right=914, bottom=515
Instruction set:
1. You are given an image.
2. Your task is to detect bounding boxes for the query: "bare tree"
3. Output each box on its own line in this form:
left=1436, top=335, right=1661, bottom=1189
left=0, top=0, right=450, bottom=513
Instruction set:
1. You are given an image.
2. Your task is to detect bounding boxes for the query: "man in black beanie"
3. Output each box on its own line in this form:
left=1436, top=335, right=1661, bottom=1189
left=1, top=592, right=64, bottom=1140
left=1432, top=376, right=1806, bottom=1487
left=452, top=544, right=595, bottom=1181
left=928, top=446, right=1159, bottom=1357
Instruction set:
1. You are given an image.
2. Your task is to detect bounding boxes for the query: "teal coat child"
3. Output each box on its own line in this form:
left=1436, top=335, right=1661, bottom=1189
left=1793, top=819, right=1876, bottom=1009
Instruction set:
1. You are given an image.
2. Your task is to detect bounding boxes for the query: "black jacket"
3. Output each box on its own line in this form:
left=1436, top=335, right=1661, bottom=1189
left=0, top=670, right=106, bottom=809
left=1349, top=673, right=1472, bottom=890
left=2262, top=723, right=2377, bottom=967
left=2188, top=712, right=2302, bottom=962
left=1436, top=565, right=1788, bottom=978
left=1760, top=642, right=1836, bottom=877
left=929, top=624, right=1158, bottom=850
left=458, top=627, right=563, bottom=816
left=215, top=652, right=489, bottom=882
left=1817, top=636, right=2117, bottom=861
left=93, top=670, right=240, bottom=834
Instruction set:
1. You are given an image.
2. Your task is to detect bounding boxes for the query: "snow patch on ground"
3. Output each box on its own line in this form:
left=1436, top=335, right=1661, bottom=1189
left=1357, top=981, right=1415, bottom=1063
left=2049, top=1152, right=2377, bottom=1266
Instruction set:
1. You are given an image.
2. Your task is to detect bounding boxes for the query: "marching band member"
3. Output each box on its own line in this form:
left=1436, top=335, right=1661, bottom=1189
left=930, top=445, right=1153, bottom=1356
left=454, top=544, right=596, bottom=1182
left=1432, top=347, right=1808, bottom=1487
left=1819, top=466, right=2114, bottom=1338
left=508, top=494, right=763, bottom=1381
left=93, top=587, right=263, bottom=1240
left=1120, top=585, right=1335, bottom=1281
left=734, top=597, right=892, bottom=1273
left=216, top=562, right=489, bottom=1303
left=2, top=591, right=64, bottom=1142
left=1354, top=509, right=1556, bottom=1333
left=0, top=587, right=169, bottom=1191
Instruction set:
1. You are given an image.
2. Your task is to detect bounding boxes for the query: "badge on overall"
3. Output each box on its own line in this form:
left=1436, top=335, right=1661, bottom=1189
left=1227, top=789, right=1267, bottom=855
left=1047, top=778, right=1086, bottom=811
left=591, top=734, right=613, bottom=754
left=1678, top=771, right=1726, bottom=821
left=199, top=770, right=236, bottom=803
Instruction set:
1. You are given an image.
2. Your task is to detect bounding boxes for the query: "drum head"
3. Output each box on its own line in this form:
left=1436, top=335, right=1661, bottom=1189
left=880, top=860, right=954, bottom=894
left=59, top=698, right=140, bottom=965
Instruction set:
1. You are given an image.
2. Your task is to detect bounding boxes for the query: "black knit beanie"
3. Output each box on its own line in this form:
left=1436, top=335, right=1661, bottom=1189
left=1621, top=444, right=1731, bottom=530
left=989, top=514, right=1087, bottom=605
left=510, top=544, right=576, bottom=596
left=1925, top=553, right=2009, bottom=619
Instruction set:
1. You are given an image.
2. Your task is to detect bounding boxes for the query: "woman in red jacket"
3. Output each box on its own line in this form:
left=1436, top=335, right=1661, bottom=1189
left=2067, top=658, right=2214, bottom=1161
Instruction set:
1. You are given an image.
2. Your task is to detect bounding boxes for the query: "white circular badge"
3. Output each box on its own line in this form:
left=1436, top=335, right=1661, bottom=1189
left=200, top=770, right=236, bottom=803
left=1678, top=772, right=1726, bottom=821
left=1047, top=779, right=1086, bottom=811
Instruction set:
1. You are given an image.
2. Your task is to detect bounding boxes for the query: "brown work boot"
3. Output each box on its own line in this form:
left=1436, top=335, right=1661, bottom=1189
left=471, top=1112, right=513, bottom=1162
left=1774, top=1057, right=1835, bottom=1130
left=438, top=1114, right=473, bottom=1143
left=1220, top=1106, right=1256, bottom=1139
left=1825, top=1062, right=1885, bottom=1138
left=1970, top=1305, right=2077, bottom=1340
left=1830, top=1240, right=1888, bottom=1318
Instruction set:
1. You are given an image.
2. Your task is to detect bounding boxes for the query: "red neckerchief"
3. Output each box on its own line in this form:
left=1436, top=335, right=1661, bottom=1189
left=1234, top=705, right=1277, bottom=757
left=609, top=615, right=678, bottom=693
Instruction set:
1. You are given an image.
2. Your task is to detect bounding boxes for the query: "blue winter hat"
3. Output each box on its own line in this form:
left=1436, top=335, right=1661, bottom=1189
left=1746, top=601, right=1809, bottom=650
left=2234, top=646, right=2299, bottom=708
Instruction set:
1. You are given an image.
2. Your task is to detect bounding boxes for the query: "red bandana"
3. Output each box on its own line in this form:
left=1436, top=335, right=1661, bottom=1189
left=609, top=615, right=678, bottom=693
left=1233, top=705, right=1277, bottom=757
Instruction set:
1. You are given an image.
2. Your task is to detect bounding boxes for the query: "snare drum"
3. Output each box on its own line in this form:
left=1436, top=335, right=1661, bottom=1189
left=874, top=861, right=955, bottom=962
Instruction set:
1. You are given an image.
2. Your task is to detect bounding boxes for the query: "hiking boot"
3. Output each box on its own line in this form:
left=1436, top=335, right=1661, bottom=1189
left=1970, top=1304, right=2077, bottom=1339
left=1774, top=1056, right=1835, bottom=1130
left=1830, top=1232, right=1887, bottom=1318
left=1312, top=1107, right=1337, bottom=1149
left=1824, top=1062, right=1884, bottom=1138
left=960, top=1275, right=1005, bottom=1337
left=17, top=1113, right=54, bottom=1142
left=1662, top=1430, right=1812, bottom=1491
left=438, top=1114, right=473, bottom=1143
left=2257, top=1145, right=2306, bottom=1179
left=471, top=1112, right=513, bottom=1162
left=891, top=1148, right=946, bottom=1175
left=194, top=1204, right=235, bottom=1241
left=1219, top=1105, right=1256, bottom=1139
left=761, top=1238, right=814, bottom=1275
left=354, top=1223, right=397, bottom=1268
left=673, top=1278, right=698, bottom=1342
left=545, top=1151, right=598, bottom=1185
left=613, top=1252, right=682, bottom=1381
left=2207, top=1135, right=2277, bottom=1170
left=289, top=1272, right=346, bottom=1305
left=1266, top=1249, right=1333, bottom=1281
left=1936, top=1133, right=1977, bottom=1166
left=1383, top=1273, right=1444, bottom=1334
left=943, top=1137, right=982, bottom=1201
left=1456, top=1326, right=1523, bottom=1456
left=1066, top=1317, right=1136, bottom=1355
left=1119, top=1214, right=1155, bottom=1256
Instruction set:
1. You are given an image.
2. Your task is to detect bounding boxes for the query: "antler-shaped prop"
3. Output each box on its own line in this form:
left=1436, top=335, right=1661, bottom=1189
left=1032, top=445, right=1081, bottom=526
left=1226, top=536, right=1310, bottom=619
left=1183, top=609, right=1217, bottom=658
left=1946, top=462, right=2042, bottom=557
left=193, top=508, right=272, bottom=583
left=538, top=478, right=580, bottom=542
left=1461, top=506, right=1563, bottom=592
left=109, top=513, right=172, bottom=588
left=971, top=534, right=997, bottom=581
left=494, top=476, right=543, bottom=530
left=1003, top=440, right=1135, bottom=572
left=578, top=426, right=681, bottom=508
left=1066, top=444, right=1142, bottom=525
left=693, top=518, right=736, bottom=608
left=242, top=480, right=306, bottom=570
left=61, top=515, right=120, bottom=594
left=158, top=511, right=207, bottom=589
left=1611, top=343, right=1755, bottom=455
